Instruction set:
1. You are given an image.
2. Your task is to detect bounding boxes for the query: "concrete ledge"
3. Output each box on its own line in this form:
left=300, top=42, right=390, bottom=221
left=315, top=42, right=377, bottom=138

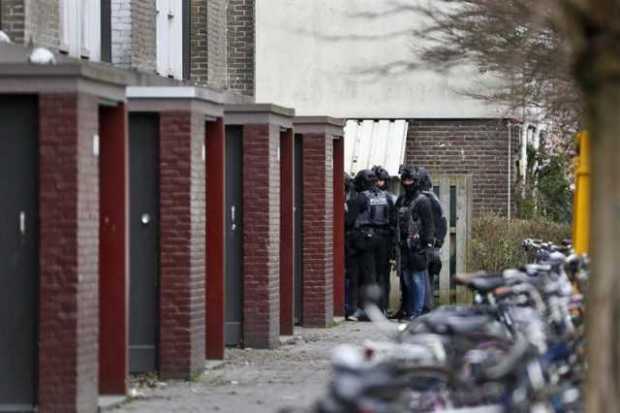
left=294, top=116, right=345, bottom=137
left=98, top=396, right=127, bottom=412
left=224, top=103, right=296, bottom=128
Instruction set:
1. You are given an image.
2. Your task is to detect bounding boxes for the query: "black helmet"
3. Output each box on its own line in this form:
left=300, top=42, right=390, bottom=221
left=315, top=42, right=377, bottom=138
left=372, top=165, right=390, bottom=182
left=400, top=165, right=417, bottom=182
left=417, top=167, right=432, bottom=191
left=354, top=169, right=375, bottom=192
left=345, top=172, right=353, bottom=192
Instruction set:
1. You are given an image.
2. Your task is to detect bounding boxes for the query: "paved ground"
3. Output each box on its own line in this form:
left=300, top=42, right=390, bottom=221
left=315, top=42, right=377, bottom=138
left=112, top=321, right=385, bottom=413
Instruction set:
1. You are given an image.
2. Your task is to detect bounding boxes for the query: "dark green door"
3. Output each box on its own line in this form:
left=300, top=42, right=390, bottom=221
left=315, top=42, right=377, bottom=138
left=0, top=95, right=39, bottom=411
left=129, top=114, right=160, bottom=373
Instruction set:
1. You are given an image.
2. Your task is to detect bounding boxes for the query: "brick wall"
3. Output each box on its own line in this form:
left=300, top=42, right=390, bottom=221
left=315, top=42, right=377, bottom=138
left=39, top=93, right=100, bottom=412
left=1, top=0, right=59, bottom=47
left=112, top=0, right=157, bottom=73
left=242, top=124, right=280, bottom=348
left=227, top=0, right=255, bottom=96
left=24, top=0, right=60, bottom=48
left=406, top=119, right=519, bottom=217
left=0, top=0, right=25, bottom=43
left=301, top=133, right=334, bottom=327
left=207, top=0, right=228, bottom=89
left=158, top=111, right=206, bottom=379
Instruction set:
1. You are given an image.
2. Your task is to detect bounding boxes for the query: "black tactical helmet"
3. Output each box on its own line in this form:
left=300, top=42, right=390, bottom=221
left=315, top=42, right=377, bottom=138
left=417, top=167, right=433, bottom=191
left=354, top=169, right=375, bottom=192
left=344, top=172, right=353, bottom=192
left=399, top=165, right=417, bottom=182
left=372, top=165, right=391, bottom=182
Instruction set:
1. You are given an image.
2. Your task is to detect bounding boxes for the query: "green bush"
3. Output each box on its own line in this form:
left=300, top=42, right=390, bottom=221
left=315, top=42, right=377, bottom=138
left=468, top=214, right=572, bottom=272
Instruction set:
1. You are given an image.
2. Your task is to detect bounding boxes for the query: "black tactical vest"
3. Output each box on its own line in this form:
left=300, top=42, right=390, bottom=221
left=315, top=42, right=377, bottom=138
left=357, top=189, right=390, bottom=227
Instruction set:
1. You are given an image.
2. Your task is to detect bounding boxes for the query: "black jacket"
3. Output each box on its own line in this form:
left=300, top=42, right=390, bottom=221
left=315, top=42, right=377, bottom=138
left=396, top=190, right=435, bottom=271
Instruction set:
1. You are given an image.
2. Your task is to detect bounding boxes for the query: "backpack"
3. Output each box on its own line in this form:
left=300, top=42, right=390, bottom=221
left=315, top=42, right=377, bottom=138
left=423, top=191, right=447, bottom=247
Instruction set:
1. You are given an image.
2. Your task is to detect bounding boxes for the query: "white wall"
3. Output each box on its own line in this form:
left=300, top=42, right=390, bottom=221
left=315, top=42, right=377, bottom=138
left=256, top=0, right=507, bottom=118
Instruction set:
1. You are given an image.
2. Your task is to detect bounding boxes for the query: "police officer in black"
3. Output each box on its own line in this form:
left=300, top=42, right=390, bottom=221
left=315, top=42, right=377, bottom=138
left=417, top=167, right=447, bottom=312
left=347, top=169, right=375, bottom=320
left=344, top=172, right=358, bottom=319
left=371, top=165, right=397, bottom=313
left=395, top=166, right=435, bottom=320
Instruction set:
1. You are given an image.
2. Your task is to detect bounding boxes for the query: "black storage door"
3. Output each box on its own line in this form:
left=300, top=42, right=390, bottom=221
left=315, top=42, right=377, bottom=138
left=0, top=96, right=38, bottom=410
left=225, top=126, right=243, bottom=346
left=294, top=134, right=303, bottom=324
left=129, top=114, right=160, bottom=373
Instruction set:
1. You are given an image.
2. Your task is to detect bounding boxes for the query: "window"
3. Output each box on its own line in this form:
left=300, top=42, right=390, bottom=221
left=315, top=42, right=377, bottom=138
left=60, top=0, right=102, bottom=61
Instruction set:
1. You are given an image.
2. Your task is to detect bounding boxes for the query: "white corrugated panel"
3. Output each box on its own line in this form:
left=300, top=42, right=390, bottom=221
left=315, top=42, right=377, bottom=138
left=157, top=0, right=184, bottom=79
left=344, top=120, right=409, bottom=177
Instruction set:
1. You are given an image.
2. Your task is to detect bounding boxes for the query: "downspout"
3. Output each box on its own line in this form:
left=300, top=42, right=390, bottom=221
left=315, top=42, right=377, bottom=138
left=507, top=121, right=512, bottom=220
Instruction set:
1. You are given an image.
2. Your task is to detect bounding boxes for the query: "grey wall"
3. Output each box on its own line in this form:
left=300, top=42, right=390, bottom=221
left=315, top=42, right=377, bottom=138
left=256, top=0, right=506, bottom=118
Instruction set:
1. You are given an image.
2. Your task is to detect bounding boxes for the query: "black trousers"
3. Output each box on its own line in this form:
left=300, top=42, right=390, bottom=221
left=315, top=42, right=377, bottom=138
left=374, top=232, right=392, bottom=312
left=349, top=231, right=377, bottom=310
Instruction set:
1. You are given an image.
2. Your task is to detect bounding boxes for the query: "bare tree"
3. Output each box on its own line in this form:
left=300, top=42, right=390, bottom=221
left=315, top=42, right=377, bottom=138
left=407, top=0, right=581, bottom=143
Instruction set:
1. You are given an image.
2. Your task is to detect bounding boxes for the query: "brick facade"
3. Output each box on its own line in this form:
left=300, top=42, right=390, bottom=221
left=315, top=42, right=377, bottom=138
left=112, top=0, right=157, bottom=73
left=227, top=0, right=255, bottom=96
left=1, top=0, right=59, bottom=47
left=25, top=0, right=60, bottom=48
left=158, top=111, right=206, bottom=379
left=242, top=124, right=280, bottom=348
left=406, top=119, right=519, bottom=217
left=0, top=0, right=25, bottom=43
left=191, top=0, right=228, bottom=89
left=301, top=133, right=334, bottom=327
left=38, top=93, right=100, bottom=412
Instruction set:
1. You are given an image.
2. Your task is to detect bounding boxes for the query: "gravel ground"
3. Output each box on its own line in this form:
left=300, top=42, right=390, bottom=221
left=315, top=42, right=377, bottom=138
left=112, top=321, right=385, bottom=413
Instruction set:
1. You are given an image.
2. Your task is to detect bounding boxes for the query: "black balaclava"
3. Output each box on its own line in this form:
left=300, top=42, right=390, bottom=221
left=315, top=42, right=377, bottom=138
left=417, top=167, right=432, bottom=192
left=400, top=166, right=420, bottom=197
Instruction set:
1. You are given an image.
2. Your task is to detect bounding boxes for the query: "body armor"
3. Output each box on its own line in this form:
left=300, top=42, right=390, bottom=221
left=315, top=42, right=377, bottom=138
left=357, top=189, right=390, bottom=227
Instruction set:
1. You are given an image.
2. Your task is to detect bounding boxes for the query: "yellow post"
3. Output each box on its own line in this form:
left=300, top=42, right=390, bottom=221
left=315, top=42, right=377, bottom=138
left=574, top=132, right=591, bottom=255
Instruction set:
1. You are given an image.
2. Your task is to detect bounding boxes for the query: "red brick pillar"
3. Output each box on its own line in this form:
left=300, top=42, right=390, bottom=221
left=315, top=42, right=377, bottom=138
left=158, top=111, right=206, bottom=379
left=333, top=138, right=346, bottom=317
left=280, top=128, right=295, bottom=335
left=242, top=123, right=281, bottom=348
left=99, top=104, right=129, bottom=395
left=39, top=93, right=100, bottom=412
left=294, top=117, right=344, bottom=327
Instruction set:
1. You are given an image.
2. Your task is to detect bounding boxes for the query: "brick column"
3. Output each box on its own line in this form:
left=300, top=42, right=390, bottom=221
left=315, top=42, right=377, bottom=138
left=294, top=117, right=344, bottom=328
left=242, top=124, right=281, bottom=348
left=158, top=111, right=206, bottom=379
left=39, top=93, right=100, bottom=412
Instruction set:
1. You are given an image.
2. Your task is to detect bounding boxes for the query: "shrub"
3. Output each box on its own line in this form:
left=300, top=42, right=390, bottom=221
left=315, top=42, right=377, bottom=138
left=468, top=214, right=572, bottom=272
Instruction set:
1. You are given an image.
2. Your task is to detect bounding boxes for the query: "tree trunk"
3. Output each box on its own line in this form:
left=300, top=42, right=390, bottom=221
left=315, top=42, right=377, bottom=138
left=583, top=81, right=620, bottom=412
left=561, top=1, right=620, bottom=409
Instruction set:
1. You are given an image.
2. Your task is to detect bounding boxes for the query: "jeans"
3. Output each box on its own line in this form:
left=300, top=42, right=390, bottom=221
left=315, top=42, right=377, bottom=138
left=402, top=268, right=428, bottom=317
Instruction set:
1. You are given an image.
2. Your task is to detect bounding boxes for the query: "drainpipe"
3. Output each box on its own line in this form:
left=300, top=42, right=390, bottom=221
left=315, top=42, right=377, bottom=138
left=507, top=121, right=512, bottom=220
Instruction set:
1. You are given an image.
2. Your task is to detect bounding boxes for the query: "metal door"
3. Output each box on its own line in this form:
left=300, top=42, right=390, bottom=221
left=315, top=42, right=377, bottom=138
left=0, top=95, right=38, bottom=410
left=129, top=114, right=160, bottom=373
left=294, top=134, right=303, bottom=324
left=225, top=126, right=243, bottom=346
